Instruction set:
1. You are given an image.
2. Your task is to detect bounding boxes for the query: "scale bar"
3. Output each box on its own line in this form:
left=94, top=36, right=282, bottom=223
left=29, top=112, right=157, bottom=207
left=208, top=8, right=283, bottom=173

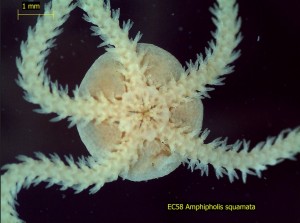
left=17, top=9, right=54, bottom=20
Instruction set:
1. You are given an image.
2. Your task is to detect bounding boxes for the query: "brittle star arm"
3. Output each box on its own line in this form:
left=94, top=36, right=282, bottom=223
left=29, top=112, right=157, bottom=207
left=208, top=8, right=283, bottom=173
left=1, top=141, right=138, bottom=223
left=79, top=0, right=148, bottom=88
left=195, top=128, right=300, bottom=182
left=164, top=127, right=300, bottom=183
left=16, top=1, right=114, bottom=127
left=172, top=0, right=242, bottom=99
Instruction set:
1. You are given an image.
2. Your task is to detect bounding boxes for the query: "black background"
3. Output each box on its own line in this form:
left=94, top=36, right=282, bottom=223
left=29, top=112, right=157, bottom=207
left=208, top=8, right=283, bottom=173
left=1, top=0, right=300, bottom=223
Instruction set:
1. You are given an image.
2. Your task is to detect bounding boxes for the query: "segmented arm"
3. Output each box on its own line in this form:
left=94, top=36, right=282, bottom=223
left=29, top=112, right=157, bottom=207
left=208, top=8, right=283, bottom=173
left=175, top=0, right=242, bottom=99
left=79, top=0, right=147, bottom=87
left=16, top=1, right=113, bottom=127
left=186, top=127, right=300, bottom=183
left=1, top=141, right=138, bottom=223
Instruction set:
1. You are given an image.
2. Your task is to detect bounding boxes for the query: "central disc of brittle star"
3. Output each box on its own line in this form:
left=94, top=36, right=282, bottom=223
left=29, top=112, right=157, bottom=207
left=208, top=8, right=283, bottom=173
left=119, top=86, right=170, bottom=141
left=76, top=43, right=204, bottom=181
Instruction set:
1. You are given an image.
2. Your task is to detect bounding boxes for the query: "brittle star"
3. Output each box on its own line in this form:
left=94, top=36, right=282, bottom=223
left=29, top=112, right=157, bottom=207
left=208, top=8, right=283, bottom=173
left=1, top=0, right=300, bottom=222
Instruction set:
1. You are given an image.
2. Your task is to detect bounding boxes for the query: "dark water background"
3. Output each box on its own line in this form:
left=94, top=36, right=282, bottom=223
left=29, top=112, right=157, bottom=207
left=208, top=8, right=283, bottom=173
left=1, top=0, right=300, bottom=222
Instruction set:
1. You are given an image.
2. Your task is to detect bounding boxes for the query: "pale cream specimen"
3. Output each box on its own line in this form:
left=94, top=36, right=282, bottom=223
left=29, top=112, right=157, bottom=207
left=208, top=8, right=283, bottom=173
left=1, top=0, right=300, bottom=222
